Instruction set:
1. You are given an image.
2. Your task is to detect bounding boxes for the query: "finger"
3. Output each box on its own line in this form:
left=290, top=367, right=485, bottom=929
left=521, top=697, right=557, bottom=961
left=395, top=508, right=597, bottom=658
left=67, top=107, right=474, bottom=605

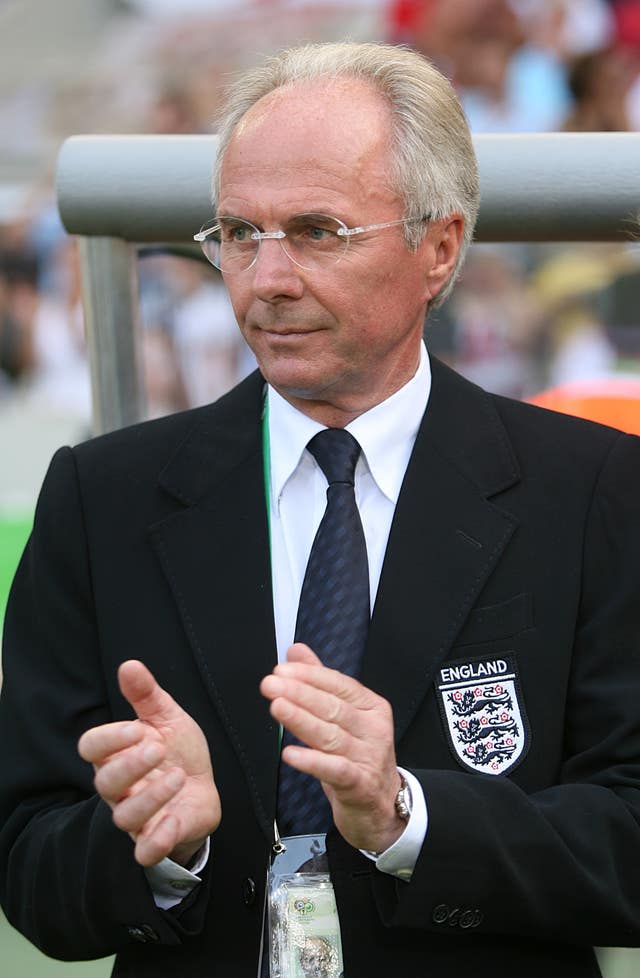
left=269, top=694, right=351, bottom=757
left=286, top=642, right=322, bottom=666
left=112, top=768, right=185, bottom=835
left=94, top=739, right=166, bottom=804
left=261, top=674, right=354, bottom=731
left=78, top=721, right=142, bottom=765
left=282, top=742, right=398, bottom=813
left=281, top=742, right=355, bottom=791
left=273, top=658, right=381, bottom=710
left=134, top=813, right=181, bottom=867
left=118, top=660, right=182, bottom=725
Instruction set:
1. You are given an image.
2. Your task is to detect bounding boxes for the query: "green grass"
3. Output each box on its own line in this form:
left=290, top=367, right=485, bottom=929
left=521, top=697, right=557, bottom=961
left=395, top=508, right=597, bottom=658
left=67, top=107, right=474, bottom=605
left=1, top=517, right=115, bottom=975
left=1, top=910, right=113, bottom=977
left=0, top=515, right=32, bottom=633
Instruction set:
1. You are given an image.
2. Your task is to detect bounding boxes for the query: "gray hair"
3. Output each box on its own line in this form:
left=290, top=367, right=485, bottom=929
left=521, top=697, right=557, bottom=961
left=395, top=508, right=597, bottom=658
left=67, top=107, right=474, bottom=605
left=213, top=41, right=479, bottom=307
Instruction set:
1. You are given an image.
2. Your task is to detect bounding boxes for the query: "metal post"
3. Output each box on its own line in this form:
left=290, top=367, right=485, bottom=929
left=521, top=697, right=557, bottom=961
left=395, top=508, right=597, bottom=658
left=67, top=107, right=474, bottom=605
left=77, top=237, right=146, bottom=434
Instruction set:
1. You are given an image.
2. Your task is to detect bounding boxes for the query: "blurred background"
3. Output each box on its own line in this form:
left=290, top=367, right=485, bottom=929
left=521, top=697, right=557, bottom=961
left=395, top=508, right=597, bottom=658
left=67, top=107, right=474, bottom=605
left=1, top=1, right=640, bottom=975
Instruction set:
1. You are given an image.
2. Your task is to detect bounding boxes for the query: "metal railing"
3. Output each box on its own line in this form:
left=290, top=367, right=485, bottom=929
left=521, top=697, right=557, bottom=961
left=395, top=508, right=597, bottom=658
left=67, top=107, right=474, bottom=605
left=56, top=133, right=640, bottom=433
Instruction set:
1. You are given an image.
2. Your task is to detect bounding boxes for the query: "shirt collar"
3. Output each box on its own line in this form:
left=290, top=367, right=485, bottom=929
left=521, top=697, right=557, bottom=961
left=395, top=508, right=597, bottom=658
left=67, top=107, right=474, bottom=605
left=267, top=342, right=431, bottom=508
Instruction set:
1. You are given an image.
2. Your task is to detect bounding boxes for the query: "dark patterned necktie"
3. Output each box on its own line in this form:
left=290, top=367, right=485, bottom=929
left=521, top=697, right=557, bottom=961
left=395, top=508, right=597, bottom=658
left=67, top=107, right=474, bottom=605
left=276, top=428, right=370, bottom=836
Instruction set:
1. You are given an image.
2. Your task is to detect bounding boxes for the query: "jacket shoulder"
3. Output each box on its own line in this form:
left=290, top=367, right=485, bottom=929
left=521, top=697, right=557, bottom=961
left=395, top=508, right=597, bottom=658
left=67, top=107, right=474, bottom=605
left=490, top=387, right=635, bottom=456
left=71, top=371, right=264, bottom=477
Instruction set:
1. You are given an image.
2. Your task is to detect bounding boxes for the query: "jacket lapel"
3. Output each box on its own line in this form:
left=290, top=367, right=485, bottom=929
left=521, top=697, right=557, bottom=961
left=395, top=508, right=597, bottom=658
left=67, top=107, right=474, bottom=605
left=362, top=358, right=521, bottom=742
left=149, top=372, right=279, bottom=839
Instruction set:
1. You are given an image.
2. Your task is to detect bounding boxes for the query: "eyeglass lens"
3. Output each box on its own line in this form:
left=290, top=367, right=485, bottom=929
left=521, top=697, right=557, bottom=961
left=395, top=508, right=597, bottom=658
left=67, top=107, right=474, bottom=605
left=201, top=214, right=349, bottom=272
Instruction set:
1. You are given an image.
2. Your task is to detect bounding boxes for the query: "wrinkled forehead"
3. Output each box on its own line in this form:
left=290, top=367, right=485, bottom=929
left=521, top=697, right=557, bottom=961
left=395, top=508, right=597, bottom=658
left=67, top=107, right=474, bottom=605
left=225, top=77, right=393, bottom=170
left=218, top=78, right=396, bottom=213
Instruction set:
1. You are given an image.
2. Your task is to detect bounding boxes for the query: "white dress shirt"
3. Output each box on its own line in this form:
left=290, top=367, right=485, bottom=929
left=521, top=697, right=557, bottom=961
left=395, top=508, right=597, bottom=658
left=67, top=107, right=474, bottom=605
left=148, top=342, right=432, bottom=905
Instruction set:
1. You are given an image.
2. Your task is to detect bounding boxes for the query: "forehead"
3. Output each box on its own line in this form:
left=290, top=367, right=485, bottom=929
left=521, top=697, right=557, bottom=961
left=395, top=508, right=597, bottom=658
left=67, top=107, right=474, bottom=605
left=218, top=78, right=398, bottom=218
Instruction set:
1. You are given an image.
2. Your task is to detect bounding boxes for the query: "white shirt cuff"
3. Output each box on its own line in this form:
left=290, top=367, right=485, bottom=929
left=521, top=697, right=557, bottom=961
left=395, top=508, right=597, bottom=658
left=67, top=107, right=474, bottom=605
left=145, top=837, right=210, bottom=910
left=360, top=767, right=427, bottom=882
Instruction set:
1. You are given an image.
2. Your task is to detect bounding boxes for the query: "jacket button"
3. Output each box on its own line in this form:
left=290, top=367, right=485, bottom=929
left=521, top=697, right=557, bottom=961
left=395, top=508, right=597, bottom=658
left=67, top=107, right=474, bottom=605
left=460, top=910, right=476, bottom=929
left=432, top=903, right=449, bottom=924
left=447, top=907, right=461, bottom=927
left=242, top=876, right=257, bottom=907
left=127, top=923, right=159, bottom=943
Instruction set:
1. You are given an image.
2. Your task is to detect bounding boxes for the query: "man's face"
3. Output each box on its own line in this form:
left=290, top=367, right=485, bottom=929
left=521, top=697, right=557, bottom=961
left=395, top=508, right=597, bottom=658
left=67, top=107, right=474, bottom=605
left=218, top=78, right=459, bottom=422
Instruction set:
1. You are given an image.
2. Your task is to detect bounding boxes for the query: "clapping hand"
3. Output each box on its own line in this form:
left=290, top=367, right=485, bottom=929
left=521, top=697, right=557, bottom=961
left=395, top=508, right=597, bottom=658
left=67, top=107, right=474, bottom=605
left=78, top=660, right=220, bottom=867
left=260, top=644, right=405, bottom=853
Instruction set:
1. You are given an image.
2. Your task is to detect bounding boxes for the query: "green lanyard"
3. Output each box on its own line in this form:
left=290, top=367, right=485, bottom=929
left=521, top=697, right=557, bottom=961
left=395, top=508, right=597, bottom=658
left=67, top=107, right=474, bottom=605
left=262, top=392, right=284, bottom=760
left=262, top=391, right=271, bottom=539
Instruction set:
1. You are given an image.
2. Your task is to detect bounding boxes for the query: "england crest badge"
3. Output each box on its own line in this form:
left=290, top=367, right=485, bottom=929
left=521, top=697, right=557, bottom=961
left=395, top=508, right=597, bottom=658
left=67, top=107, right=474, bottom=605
left=436, top=654, right=529, bottom=775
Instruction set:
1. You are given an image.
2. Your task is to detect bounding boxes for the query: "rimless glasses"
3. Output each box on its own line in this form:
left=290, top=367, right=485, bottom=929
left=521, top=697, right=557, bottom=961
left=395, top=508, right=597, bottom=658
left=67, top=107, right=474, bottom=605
left=193, top=213, right=429, bottom=274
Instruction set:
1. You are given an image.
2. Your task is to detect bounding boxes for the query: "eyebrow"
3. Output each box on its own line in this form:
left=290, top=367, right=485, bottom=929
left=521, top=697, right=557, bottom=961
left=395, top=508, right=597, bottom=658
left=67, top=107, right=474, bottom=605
left=216, top=211, right=346, bottom=225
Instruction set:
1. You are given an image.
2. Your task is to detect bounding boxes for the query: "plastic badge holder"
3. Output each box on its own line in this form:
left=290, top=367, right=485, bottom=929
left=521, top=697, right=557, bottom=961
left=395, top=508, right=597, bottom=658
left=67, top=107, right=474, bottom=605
left=268, top=834, right=344, bottom=978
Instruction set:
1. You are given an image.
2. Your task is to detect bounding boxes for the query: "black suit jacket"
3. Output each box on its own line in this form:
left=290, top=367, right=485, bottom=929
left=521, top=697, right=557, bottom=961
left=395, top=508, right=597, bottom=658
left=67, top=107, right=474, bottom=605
left=2, top=358, right=640, bottom=978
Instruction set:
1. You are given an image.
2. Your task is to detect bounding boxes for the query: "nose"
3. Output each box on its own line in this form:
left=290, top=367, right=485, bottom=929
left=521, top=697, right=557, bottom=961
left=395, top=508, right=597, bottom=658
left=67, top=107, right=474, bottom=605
left=251, top=237, right=305, bottom=301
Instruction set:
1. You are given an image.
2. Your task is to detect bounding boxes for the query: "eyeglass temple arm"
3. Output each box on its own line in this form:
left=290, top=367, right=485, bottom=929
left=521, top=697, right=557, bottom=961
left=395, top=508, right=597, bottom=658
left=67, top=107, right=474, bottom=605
left=193, top=227, right=218, bottom=242
left=337, top=215, right=431, bottom=238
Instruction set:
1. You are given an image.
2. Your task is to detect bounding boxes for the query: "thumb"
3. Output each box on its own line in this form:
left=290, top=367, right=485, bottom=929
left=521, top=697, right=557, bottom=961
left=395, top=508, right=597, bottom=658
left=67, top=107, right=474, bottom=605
left=286, top=642, right=322, bottom=666
left=118, top=660, right=179, bottom=724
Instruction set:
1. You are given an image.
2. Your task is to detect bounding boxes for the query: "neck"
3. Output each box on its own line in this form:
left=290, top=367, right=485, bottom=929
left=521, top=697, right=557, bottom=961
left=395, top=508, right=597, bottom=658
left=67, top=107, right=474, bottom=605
left=272, top=350, right=424, bottom=428
left=275, top=395, right=362, bottom=428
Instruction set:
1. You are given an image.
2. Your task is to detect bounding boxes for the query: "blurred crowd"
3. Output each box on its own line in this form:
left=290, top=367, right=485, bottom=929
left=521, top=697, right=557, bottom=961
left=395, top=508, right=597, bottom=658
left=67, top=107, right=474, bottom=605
left=1, top=0, right=640, bottom=429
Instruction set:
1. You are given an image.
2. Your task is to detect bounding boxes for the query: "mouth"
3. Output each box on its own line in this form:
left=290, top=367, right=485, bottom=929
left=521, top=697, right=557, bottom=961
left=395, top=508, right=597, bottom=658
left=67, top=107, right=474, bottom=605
left=257, top=325, right=321, bottom=337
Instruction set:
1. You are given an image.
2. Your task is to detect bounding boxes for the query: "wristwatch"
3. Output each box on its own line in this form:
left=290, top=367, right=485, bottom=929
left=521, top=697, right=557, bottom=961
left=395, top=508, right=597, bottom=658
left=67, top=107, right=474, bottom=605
left=395, top=774, right=412, bottom=822
left=363, top=775, right=413, bottom=860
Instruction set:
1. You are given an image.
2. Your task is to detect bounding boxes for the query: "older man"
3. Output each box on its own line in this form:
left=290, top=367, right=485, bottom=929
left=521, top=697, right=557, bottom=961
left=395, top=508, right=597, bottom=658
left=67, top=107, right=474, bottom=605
left=1, top=42, right=640, bottom=978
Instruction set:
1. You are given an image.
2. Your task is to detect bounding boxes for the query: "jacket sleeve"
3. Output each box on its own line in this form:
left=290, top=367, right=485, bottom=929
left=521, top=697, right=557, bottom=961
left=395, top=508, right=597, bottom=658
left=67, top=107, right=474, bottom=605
left=0, top=446, right=211, bottom=960
left=370, top=431, right=640, bottom=947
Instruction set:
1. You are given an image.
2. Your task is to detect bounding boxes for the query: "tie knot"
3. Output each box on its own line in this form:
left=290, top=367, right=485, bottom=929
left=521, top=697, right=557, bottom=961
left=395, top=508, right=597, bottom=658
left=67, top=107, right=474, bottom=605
left=306, top=428, right=361, bottom=486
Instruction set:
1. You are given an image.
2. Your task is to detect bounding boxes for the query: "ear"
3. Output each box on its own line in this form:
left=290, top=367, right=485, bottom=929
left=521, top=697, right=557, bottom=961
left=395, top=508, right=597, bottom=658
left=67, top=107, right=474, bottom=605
left=423, top=216, right=464, bottom=301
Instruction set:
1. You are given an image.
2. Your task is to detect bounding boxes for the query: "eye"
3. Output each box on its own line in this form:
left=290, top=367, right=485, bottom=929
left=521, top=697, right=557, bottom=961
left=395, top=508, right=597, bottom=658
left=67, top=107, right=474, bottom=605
left=289, top=215, right=341, bottom=247
left=220, top=220, right=254, bottom=244
left=307, top=225, right=331, bottom=241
